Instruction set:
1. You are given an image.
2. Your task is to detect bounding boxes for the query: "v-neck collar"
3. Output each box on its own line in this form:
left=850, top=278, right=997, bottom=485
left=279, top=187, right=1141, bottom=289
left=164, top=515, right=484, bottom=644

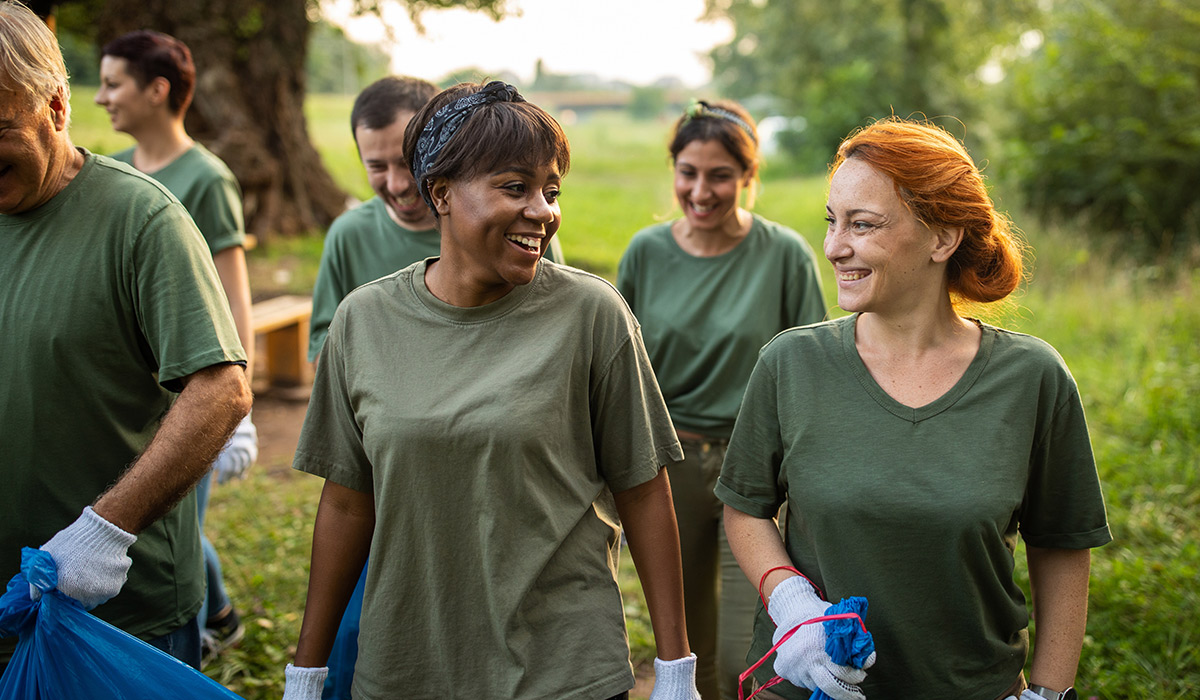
left=841, top=313, right=994, bottom=423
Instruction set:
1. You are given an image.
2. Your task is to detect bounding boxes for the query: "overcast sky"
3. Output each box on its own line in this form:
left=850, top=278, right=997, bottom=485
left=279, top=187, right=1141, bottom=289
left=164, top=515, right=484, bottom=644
left=322, top=0, right=734, bottom=86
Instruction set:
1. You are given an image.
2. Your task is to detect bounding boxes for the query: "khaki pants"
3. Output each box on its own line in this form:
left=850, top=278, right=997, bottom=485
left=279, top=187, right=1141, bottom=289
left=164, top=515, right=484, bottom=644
left=668, top=435, right=760, bottom=700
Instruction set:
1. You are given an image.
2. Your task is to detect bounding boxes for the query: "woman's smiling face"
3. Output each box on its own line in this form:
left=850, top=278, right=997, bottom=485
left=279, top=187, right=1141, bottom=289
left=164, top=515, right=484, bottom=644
left=824, top=157, right=946, bottom=316
left=432, top=159, right=562, bottom=305
left=673, top=138, right=751, bottom=235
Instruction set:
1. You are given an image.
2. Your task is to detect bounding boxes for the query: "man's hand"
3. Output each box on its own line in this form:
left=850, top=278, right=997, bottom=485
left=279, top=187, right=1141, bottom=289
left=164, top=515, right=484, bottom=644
left=36, top=506, right=136, bottom=609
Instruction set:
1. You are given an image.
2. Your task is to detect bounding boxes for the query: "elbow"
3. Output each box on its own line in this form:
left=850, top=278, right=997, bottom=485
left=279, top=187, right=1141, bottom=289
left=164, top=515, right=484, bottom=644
left=229, top=367, right=253, bottom=420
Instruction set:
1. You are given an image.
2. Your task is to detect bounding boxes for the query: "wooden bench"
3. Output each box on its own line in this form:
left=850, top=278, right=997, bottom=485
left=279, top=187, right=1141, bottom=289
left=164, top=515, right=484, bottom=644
left=252, top=294, right=313, bottom=387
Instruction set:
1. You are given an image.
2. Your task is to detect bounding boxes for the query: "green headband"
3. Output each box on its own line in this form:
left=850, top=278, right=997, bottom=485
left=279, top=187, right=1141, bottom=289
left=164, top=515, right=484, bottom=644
left=684, top=99, right=756, bottom=143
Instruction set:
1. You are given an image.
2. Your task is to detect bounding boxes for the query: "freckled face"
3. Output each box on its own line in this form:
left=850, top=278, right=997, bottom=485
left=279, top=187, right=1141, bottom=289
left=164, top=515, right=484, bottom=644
left=824, top=158, right=942, bottom=315
left=356, top=110, right=436, bottom=230
left=673, top=139, right=751, bottom=235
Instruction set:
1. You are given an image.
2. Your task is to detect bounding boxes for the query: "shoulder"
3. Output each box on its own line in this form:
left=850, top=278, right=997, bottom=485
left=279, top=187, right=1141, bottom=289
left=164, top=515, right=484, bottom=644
left=109, top=146, right=135, bottom=165
left=86, top=152, right=182, bottom=210
left=759, top=315, right=848, bottom=361
left=185, top=144, right=238, bottom=183
left=623, top=221, right=675, bottom=254
left=327, top=197, right=381, bottom=236
left=751, top=215, right=819, bottom=257
left=982, top=324, right=1078, bottom=387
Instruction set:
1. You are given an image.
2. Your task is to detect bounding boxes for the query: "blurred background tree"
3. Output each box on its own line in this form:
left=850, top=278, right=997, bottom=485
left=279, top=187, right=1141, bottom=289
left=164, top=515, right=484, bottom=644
left=999, top=0, right=1200, bottom=252
left=35, top=0, right=507, bottom=239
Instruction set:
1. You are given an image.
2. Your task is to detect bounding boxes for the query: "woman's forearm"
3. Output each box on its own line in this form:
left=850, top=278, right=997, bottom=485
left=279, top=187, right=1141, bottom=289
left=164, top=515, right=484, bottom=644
left=293, top=480, right=376, bottom=667
left=723, top=504, right=795, bottom=598
left=1027, top=545, right=1092, bottom=691
left=614, top=469, right=690, bottom=660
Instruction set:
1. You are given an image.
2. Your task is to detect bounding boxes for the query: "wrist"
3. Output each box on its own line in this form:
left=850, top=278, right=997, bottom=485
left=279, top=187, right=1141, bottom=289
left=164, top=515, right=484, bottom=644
left=68, top=506, right=137, bottom=553
left=767, top=574, right=826, bottom=625
left=1028, top=684, right=1077, bottom=700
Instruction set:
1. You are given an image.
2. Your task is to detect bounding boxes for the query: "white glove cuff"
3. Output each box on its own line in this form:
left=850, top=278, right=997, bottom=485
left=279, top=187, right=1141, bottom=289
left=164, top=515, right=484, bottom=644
left=284, top=664, right=328, bottom=698
left=767, top=574, right=827, bottom=626
left=652, top=653, right=698, bottom=694
left=62, top=506, right=137, bottom=556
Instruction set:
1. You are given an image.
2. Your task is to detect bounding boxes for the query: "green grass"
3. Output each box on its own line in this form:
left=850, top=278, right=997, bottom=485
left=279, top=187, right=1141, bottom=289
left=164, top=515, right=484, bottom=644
left=70, top=91, right=1200, bottom=699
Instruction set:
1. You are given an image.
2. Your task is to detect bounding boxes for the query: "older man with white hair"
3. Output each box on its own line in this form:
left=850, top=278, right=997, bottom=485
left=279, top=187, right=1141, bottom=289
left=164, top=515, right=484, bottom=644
left=0, top=0, right=252, bottom=672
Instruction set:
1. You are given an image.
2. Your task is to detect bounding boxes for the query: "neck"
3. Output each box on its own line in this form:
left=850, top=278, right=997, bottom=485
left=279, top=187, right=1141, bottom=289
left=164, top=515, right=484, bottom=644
left=855, top=292, right=973, bottom=355
left=423, top=258, right=514, bottom=308
left=131, top=119, right=192, bottom=172
left=676, top=208, right=751, bottom=256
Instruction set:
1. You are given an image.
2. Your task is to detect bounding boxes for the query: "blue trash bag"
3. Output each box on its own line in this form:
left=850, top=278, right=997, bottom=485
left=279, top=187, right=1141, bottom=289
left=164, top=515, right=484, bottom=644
left=0, top=547, right=244, bottom=700
left=812, top=596, right=875, bottom=700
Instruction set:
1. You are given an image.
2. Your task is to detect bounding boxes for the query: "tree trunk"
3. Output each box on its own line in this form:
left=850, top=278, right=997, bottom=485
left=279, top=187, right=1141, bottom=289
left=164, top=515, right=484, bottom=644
left=92, top=0, right=347, bottom=240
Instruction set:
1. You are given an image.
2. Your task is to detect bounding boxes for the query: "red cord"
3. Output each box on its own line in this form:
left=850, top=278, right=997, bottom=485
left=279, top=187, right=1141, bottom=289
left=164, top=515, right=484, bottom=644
left=741, top=565, right=865, bottom=700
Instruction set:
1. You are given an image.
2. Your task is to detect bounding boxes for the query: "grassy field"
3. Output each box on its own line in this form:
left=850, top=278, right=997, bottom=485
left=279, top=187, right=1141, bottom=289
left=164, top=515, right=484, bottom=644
left=67, top=89, right=1200, bottom=699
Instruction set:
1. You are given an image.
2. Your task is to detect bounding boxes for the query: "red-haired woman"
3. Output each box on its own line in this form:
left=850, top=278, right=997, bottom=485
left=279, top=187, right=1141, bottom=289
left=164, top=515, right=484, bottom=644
left=717, top=118, right=1109, bottom=700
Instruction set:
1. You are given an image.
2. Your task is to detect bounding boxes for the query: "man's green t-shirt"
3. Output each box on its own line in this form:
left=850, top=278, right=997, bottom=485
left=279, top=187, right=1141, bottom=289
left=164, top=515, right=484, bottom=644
left=715, top=315, right=1112, bottom=699
left=294, top=260, right=682, bottom=699
left=617, top=215, right=826, bottom=438
left=0, top=152, right=246, bottom=641
left=308, top=197, right=565, bottom=360
left=111, top=144, right=245, bottom=256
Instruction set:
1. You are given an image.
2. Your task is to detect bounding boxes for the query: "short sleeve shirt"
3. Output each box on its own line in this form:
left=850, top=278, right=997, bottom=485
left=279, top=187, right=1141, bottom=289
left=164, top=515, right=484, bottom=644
left=111, top=144, right=245, bottom=256
left=716, top=315, right=1111, bottom=699
left=0, top=151, right=246, bottom=639
left=294, top=260, right=682, bottom=699
left=617, top=214, right=826, bottom=437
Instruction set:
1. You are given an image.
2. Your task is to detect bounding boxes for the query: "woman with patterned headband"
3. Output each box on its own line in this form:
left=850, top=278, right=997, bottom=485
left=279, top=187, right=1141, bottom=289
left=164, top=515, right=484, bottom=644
left=282, top=81, right=700, bottom=700
left=617, top=100, right=827, bottom=700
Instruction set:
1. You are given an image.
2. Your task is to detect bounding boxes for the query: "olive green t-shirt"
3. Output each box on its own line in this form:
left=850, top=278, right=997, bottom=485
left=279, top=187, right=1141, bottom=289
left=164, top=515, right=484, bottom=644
left=716, top=315, right=1112, bottom=699
left=294, top=259, right=682, bottom=699
left=617, top=215, right=826, bottom=438
left=0, top=152, right=246, bottom=640
left=308, top=197, right=565, bottom=360
left=111, top=144, right=246, bottom=256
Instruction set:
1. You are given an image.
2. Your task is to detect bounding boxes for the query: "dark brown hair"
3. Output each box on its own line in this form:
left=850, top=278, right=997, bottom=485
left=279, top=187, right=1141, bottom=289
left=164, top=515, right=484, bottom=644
left=403, top=81, right=570, bottom=213
left=351, top=75, right=437, bottom=142
left=832, top=117, right=1026, bottom=304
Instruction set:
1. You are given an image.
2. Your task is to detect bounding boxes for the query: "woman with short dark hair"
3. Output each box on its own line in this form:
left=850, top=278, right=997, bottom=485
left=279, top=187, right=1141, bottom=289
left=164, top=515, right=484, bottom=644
left=284, top=82, right=700, bottom=700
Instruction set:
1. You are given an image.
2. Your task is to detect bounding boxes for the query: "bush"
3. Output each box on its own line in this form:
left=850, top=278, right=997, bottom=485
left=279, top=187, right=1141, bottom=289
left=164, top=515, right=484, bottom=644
left=1000, top=0, right=1200, bottom=253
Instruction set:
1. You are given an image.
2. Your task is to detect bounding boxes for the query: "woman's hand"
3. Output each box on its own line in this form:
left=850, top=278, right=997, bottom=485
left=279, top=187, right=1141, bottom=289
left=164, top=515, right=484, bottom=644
left=767, top=575, right=873, bottom=700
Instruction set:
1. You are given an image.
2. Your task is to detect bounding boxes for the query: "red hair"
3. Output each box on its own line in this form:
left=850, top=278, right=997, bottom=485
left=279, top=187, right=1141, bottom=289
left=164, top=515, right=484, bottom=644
left=832, top=118, right=1026, bottom=305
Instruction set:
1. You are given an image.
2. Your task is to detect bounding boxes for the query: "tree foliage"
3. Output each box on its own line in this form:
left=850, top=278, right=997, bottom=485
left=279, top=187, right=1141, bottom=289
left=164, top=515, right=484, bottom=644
left=306, top=21, right=391, bottom=95
left=43, top=0, right=507, bottom=238
left=704, top=0, right=1039, bottom=169
left=999, top=0, right=1200, bottom=250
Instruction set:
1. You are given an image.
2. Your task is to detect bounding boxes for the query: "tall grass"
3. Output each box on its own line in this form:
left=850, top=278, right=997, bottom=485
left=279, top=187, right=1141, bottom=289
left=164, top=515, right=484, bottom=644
left=67, top=90, right=1198, bottom=699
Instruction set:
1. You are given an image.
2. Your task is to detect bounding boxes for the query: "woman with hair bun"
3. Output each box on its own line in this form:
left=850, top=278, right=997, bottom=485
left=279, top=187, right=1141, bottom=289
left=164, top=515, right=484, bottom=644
left=717, top=117, right=1110, bottom=700
left=618, top=99, right=826, bottom=700
left=282, top=81, right=699, bottom=700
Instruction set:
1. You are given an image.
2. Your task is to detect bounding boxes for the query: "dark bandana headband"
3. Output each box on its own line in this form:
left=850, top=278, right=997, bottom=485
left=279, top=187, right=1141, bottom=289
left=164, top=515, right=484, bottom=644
left=411, top=80, right=526, bottom=212
left=683, top=99, right=757, bottom=143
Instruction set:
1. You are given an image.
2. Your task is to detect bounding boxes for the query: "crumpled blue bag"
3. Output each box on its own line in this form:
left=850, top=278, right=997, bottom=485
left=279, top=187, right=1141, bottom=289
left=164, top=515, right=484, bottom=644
left=813, top=596, right=875, bottom=700
left=0, top=548, right=243, bottom=699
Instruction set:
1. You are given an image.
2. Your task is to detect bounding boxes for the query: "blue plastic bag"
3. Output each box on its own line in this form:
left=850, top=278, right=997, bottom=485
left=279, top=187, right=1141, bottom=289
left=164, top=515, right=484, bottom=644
left=0, top=548, right=244, bottom=699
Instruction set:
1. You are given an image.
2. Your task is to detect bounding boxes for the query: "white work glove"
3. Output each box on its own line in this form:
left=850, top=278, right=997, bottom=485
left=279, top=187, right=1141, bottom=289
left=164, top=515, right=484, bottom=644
left=36, top=506, right=137, bottom=609
left=1005, top=691, right=1048, bottom=700
left=768, top=575, right=874, bottom=700
left=213, top=414, right=258, bottom=484
left=649, top=653, right=702, bottom=700
left=282, top=663, right=328, bottom=700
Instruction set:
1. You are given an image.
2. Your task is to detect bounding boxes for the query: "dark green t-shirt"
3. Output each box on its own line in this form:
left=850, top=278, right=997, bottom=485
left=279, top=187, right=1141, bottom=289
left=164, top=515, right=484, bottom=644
left=111, top=144, right=245, bottom=256
left=294, top=260, right=681, bottom=699
left=716, top=315, right=1112, bottom=699
left=617, top=215, right=826, bottom=438
left=309, top=197, right=565, bottom=360
left=0, top=152, right=246, bottom=640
